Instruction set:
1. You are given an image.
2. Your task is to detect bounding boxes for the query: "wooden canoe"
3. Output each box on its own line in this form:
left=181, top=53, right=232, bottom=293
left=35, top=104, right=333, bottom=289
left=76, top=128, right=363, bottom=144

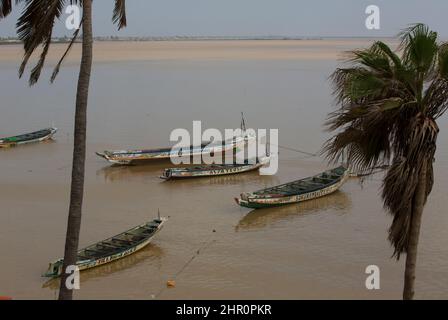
left=160, top=157, right=270, bottom=180
left=43, top=217, right=167, bottom=277
left=96, top=133, right=254, bottom=165
left=0, top=128, right=57, bottom=148
left=235, top=166, right=349, bottom=209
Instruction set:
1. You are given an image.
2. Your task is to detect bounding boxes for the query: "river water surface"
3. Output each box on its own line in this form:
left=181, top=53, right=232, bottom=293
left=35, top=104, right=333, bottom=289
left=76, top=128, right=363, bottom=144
left=1, top=40, right=447, bottom=299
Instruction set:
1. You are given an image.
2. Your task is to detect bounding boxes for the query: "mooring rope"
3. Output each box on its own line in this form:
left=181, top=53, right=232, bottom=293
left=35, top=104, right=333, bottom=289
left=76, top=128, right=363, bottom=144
left=275, top=144, right=319, bottom=157
left=350, top=165, right=390, bottom=177
left=262, top=141, right=320, bottom=158
left=153, top=231, right=217, bottom=299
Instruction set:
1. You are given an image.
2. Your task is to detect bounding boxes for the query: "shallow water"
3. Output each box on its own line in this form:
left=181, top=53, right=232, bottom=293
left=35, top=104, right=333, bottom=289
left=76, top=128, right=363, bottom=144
left=1, top=40, right=447, bottom=299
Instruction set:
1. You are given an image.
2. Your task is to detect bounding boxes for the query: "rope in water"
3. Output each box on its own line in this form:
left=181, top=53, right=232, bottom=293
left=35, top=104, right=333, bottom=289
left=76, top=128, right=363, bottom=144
left=275, top=144, right=319, bottom=157
left=265, top=143, right=320, bottom=158
left=270, top=144, right=390, bottom=177
left=153, top=231, right=217, bottom=299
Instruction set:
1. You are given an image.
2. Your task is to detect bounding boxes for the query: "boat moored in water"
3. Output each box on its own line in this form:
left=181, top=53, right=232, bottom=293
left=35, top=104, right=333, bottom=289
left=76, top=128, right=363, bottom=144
left=0, top=128, right=57, bottom=148
left=160, top=156, right=270, bottom=180
left=96, top=132, right=255, bottom=165
left=235, top=166, right=349, bottom=209
left=43, top=217, right=167, bottom=277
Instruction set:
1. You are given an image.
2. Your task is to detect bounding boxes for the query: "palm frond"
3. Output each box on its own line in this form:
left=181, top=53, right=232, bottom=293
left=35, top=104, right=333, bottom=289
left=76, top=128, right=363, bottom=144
left=112, top=0, right=126, bottom=30
left=29, top=26, right=52, bottom=85
left=15, top=0, right=83, bottom=85
left=323, top=98, right=402, bottom=171
left=371, top=41, right=403, bottom=69
left=0, top=0, right=12, bottom=18
left=424, top=78, right=448, bottom=119
left=350, top=48, right=393, bottom=76
left=399, top=23, right=438, bottom=76
left=50, top=17, right=82, bottom=83
left=16, top=0, right=67, bottom=84
left=438, top=42, right=448, bottom=79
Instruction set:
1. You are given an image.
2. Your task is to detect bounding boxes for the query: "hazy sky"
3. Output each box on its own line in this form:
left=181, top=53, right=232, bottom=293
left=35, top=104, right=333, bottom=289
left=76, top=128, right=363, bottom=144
left=0, top=0, right=447, bottom=38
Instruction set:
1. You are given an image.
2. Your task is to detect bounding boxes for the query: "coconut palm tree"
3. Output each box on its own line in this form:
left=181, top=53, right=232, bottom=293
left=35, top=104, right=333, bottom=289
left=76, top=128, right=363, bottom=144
left=324, top=24, right=448, bottom=299
left=0, top=0, right=127, bottom=300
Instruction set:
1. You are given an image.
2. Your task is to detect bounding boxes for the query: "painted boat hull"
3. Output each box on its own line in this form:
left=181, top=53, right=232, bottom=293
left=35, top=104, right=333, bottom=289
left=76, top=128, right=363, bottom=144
left=43, top=218, right=167, bottom=277
left=96, top=143, right=238, bottom=165
left=0, top=128, right=57, bottom=148
left=161, top=161, right=265, bottom=180
left=235, top=167, right=349, bottom=209
left=69, top=234, right=157, bottom=274
left=96, top=134, right=254, bottom=165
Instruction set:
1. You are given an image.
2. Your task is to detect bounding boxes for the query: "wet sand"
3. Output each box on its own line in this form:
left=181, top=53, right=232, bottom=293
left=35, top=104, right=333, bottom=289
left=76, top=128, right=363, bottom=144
left=1, top=39, right=447, bottom=299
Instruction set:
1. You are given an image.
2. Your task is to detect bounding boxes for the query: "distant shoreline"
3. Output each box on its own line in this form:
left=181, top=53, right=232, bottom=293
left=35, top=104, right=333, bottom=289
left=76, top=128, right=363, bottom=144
left=0, top=38, right=399, bottom=64
left=0, top=35, right=397, bottom=45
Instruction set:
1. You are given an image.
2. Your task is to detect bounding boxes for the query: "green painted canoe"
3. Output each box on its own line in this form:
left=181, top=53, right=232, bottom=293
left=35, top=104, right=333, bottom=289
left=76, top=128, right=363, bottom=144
left=235, top=166, right=349, bottom=209
left=0, top=128, right=57, bottom=148
left=43, top=217, right=167, bottom=277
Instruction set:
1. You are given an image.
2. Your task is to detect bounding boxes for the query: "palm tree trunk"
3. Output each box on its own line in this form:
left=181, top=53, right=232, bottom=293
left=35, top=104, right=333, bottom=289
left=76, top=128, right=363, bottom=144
left=58, top=0, right=93, bottom=300
left=403, top=161, right=427, bottom=300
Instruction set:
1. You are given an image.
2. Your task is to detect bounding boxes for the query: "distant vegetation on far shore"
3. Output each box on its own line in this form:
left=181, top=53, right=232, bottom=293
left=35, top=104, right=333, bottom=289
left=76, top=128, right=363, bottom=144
left=1, top=35, right=399, bottom=45
left=0, top=35, right=331, bottom=45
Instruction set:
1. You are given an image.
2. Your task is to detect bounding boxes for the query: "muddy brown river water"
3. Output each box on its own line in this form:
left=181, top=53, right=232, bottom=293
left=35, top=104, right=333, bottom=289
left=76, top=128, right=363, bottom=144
left=1, top=40, right=447, bottom=299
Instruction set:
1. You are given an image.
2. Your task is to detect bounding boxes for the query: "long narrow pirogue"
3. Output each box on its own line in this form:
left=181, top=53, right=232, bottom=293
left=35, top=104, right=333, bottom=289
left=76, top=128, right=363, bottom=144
left=160, top=156, right=270, bottom=180
left=96, top=133, right=254, bottom=165
left=235, top=166, right=349, bottom=209
left=0, top=128, right=57, bottom=148
left=43, top=217, right=167, bottom=277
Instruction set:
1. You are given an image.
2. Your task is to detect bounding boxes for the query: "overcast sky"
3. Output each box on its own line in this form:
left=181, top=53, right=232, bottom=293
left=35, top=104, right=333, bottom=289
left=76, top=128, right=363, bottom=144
left=0, top=0, right=447, bottom=38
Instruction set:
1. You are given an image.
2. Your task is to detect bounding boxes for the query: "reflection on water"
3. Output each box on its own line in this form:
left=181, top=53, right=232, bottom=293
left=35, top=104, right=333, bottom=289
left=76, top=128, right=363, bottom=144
left=97, top=162, right=170, bottom=182
left=0, top=138, right=56, bottom=152
left=236, top=190, right=351, bottom=231
left=98, top=162, right=281, bottom=187
left=42, top=244, right=164, bottom=290
left=161, top=170, right=281, bottom=187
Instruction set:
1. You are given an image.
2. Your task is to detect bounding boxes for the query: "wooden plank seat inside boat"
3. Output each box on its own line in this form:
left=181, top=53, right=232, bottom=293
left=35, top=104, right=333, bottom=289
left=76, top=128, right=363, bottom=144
left=186, top=163, right=242, bottom=171
left=312, top=177, right=334, bottom=184
left=5, top=131, right=46, bottom=142
left=97, top=243, right=124, bottom=251
left=80, top=240, right=129, bottom=258
left=78, top=229, right=157, bottom=260
left=253, top=178, right=339, bottom=197
left=79, top=242, right=128, bottom=260
left=111, top=238, right=134, bottom=245
left=77, top=255, right=92, bottom=261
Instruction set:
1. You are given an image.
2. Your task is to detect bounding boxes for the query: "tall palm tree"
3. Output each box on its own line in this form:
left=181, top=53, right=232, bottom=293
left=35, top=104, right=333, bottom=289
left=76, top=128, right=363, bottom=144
left=324, top=24, right=448, bottom=299
left=0, top=0, right=127, bottom=300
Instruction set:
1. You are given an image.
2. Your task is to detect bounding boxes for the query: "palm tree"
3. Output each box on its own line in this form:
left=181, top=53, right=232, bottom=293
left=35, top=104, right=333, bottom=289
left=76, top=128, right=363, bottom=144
left=0, top=0, right=127, bottom=300
left=323, top=24, right=448, bottom=299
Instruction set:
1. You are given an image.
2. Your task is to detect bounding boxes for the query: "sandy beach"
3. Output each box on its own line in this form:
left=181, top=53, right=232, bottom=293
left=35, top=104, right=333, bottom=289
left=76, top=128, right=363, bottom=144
left=0, top=39, right=399, bottom=65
